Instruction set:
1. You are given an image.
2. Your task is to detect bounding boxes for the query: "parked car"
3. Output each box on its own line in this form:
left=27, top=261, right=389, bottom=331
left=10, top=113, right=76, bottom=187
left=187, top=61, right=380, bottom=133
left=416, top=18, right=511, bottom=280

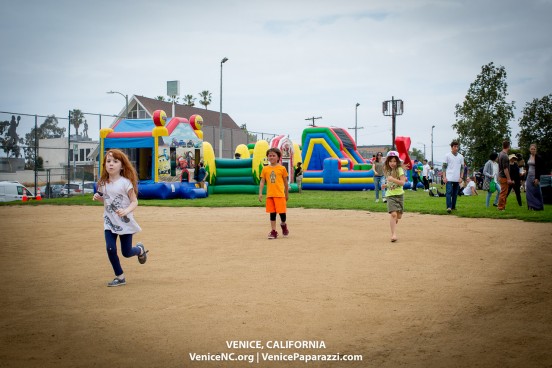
left=61, top=181, right=96, bottom=196
left=0, top=181, right=34, bottom=202
left=39, top=184, right=64, bottom=198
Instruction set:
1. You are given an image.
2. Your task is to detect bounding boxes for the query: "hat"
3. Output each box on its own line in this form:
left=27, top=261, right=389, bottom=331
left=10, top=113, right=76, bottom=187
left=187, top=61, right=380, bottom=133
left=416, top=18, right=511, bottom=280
left=508, top=154, right=517, bottom=160
left=386, top=150, right=403, bottom=161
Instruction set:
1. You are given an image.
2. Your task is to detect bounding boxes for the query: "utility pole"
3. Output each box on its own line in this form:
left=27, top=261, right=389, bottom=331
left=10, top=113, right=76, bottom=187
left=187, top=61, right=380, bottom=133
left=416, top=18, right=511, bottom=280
left=348, top=103, right=363, bottom=144
left=382, top=96, right=404, bottom=150
left=305, top=116, right=322, bottom=127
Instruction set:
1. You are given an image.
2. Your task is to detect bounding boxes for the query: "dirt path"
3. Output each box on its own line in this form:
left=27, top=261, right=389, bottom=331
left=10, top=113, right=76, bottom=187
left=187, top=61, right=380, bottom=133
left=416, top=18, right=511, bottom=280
left=0, top=205, right=551, bottom=367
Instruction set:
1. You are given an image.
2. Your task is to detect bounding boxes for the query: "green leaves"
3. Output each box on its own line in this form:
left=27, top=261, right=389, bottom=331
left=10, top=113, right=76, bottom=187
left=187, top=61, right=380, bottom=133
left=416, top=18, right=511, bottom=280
left=453, top=62, right=515, bottom=168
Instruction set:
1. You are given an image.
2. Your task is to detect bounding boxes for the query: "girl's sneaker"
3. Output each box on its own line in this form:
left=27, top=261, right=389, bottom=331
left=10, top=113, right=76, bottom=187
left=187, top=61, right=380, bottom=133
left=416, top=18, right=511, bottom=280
left=280, top=224, right=289, bottom=237
left=268, top=230, right=278, bottom=239
left=107, top=277, right=126, bottom=287
left=137, top=243, right=148, bottom=264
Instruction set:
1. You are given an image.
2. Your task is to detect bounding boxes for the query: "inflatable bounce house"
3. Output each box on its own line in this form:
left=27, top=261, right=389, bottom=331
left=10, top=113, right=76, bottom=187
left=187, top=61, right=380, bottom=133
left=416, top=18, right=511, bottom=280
left=300, top=126, right=414, bottom=190
left=201, top=135, right=300, bottom=194
left=99, top=110, right=207, bottom=199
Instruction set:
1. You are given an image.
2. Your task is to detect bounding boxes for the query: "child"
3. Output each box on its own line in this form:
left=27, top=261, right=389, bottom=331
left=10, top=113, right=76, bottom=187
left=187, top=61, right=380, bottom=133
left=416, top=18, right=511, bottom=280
left=93, top=149, right=148, bottom=287
left=258, top=148, right=289, bottom=239
left=381, top=151, right=407, bottom=242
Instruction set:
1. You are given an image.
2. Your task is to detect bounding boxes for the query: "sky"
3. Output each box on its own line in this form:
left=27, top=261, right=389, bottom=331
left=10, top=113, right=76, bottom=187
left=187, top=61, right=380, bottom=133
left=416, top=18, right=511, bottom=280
left=1, top=0, right=551, bottom=163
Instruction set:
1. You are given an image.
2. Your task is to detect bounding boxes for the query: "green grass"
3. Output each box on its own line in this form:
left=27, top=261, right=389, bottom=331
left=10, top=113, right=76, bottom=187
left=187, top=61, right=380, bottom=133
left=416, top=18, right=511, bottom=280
left=2, top=189, right=551, bottom=223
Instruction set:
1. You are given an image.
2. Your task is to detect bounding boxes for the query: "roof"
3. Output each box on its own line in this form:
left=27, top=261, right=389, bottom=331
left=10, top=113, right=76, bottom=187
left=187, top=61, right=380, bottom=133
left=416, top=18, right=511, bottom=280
left=133, top=95, right=240, bottom=130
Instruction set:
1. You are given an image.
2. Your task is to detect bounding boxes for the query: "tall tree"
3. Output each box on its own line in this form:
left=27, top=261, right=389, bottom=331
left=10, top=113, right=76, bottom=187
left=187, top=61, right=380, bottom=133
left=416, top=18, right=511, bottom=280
left=70, top=109, right=85, bottom=136
left=198, top=90, right=212, bottom=110
left=517, top=94, right=552, bottom=171
left=0, top=116, right=23, bottom=158
left=24, top=115, right=66, bottom=169
left=183, top=94, right=196, bottom=106
left=453, top=62, right=515, bottom=168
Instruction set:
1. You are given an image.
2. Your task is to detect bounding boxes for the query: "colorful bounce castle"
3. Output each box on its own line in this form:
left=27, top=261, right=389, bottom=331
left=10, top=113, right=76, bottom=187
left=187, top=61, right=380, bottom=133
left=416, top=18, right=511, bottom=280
left=99, top=110, right=208, bottom=199
left=98, top=109, right=417, bottom=198
left=300, top=126, right=414, bottom=190
left=202, top=135, right=301, bottom=194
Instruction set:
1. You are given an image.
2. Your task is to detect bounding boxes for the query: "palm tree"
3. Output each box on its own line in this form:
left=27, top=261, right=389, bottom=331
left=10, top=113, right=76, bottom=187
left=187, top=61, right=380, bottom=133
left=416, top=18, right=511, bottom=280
left=198, top=90, right=212, bottom=110
left=184, top=94, right=196, bottom=106
left=70, top=109, right=85, bottom=136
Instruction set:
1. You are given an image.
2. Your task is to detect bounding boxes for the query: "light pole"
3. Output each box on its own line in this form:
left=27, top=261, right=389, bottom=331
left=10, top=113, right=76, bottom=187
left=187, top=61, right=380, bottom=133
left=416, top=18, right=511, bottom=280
left=418, top=142, right=426, bottom=159
left=431, top=125, right=435, bottom=166
left=219, top=57, right=228, bottom=158
left=348, top=103, right=363, bottom=144
left=107, top=91, right=129, bottom=118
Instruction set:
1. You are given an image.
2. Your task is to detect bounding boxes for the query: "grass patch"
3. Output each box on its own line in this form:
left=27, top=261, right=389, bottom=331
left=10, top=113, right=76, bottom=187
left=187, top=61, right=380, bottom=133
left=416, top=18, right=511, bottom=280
left=2, top=189, right=550, bottom=223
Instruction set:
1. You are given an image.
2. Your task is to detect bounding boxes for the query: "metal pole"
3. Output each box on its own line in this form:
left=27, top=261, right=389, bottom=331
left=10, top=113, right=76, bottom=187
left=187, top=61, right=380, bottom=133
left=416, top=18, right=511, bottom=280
left=67, top=111, right=71, bottom=190
left=34, top=115, right=38, bottom=194
left=431, top=125, right=435, bottom=166
left=391, top=96, right=396, bottom=150
left=219, top=57, right=228, bottom=158
left=355, top=103, right=359, bottom=143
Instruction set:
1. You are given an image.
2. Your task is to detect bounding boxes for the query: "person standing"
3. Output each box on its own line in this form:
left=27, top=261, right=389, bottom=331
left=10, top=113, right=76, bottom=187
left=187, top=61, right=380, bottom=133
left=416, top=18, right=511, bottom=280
left=442, top=140, right=464, bottom=214
left=411, top=160, right=420, bottom=191
left=372, top=152, right=386, bottom=202
left=259, top=148, right=290, bottom=239
left=422, top=159, right=430, bottom=191
left=93, top=149, right=148, bottom=287
left=294, top=162, right=303, bottom=194
left=483, top=152, right=500, bottom=207
left=525, top=143, right=545, bottom=210
left=196, top=162, right=207, bottom=190
left=381, top=151, right=406, bottom=242
left=497, top=140, right=513, bottom=211
left=506, top=154, right=522, bottom=206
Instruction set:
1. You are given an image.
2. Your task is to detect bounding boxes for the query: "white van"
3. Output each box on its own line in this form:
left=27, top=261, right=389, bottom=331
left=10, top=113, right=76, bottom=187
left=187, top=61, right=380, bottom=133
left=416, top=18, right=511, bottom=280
left=0, top=181, right=34, bottom=202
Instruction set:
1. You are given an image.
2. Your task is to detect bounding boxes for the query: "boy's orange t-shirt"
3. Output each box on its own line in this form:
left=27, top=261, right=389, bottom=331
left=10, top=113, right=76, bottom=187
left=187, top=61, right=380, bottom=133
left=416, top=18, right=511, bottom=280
left=261, top=165, right=288, bottom=197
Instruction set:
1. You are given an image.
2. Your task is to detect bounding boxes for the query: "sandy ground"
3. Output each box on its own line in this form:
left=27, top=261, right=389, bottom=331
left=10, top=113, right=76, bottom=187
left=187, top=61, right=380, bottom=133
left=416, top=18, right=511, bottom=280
left=0, top=205, right=551, bottom=368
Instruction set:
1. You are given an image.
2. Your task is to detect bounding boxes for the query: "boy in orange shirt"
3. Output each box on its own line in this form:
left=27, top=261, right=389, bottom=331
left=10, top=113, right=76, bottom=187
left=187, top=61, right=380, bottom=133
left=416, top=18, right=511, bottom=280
left=258, top=148, right=289, bottom=239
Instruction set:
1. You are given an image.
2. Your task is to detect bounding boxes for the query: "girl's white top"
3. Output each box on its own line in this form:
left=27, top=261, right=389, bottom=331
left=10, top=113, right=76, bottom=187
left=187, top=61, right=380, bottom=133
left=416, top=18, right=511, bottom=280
left=99, top=177, right=141, bottom=235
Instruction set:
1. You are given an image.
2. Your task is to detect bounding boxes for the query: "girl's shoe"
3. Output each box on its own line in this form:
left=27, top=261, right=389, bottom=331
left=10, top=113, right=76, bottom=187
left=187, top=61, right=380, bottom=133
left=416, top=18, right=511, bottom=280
left=107, top=277, right=126, bottom=287
left=137, top=243, right=149, bottom=264
left=268, top=230, right=278, bottom=239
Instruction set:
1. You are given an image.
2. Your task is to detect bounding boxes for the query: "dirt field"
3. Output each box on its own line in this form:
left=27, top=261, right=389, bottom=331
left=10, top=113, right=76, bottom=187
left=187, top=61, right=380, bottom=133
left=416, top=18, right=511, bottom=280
left=0, top=205, right=551, bottom=368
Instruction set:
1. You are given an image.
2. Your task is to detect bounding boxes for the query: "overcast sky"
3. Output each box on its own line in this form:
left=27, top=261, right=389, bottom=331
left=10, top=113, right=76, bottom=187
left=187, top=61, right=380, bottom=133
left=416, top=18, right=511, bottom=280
left=1, top=0, right=551, bottom=162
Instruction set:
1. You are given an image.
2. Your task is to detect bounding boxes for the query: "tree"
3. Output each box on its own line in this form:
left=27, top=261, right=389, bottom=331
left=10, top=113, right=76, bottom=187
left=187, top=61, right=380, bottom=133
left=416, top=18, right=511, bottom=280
left=23, top=115, right=66, bottom=170
left=156, top=96, right=166, bottom=101
left=453, top=62, right=515, bottom=169
left=70, top=109, right=85, bottom=136
left=198, top=90, right=212, bottom=110
left=409, top=147, right=424, bottom=162
left=517, top=94, right=552, bottom=171
left=0, top=115, right=23, bottom=158
left=183, top=94, right=196, bottom=106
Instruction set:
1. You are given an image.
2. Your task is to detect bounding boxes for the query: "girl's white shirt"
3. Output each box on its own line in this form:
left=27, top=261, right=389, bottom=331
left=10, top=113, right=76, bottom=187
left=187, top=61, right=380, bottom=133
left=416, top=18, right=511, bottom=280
left=99, top=177, right=141, bottom=235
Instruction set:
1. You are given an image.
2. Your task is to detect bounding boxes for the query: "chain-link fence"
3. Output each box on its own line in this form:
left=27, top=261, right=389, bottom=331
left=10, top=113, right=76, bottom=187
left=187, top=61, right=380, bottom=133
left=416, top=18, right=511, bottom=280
left=0, top=110, right=117, bottom=193
left=1, top=110, right=280, bottom=193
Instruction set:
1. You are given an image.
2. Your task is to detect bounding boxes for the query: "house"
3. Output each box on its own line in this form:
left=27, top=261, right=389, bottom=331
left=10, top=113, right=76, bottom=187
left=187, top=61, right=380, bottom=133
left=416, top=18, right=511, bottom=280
left=123, top=95, right=247, bottom=158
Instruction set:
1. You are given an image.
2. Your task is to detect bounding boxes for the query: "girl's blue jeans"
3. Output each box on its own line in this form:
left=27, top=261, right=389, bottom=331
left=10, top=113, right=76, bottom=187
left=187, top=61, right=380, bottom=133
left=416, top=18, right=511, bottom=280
left=105, top=230, right=140, bottom=276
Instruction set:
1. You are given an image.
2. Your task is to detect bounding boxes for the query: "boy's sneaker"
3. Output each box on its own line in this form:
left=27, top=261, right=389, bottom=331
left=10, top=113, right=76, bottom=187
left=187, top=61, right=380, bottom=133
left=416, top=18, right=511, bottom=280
left=268, top=230, right=278, bottom=239
left=137, top=242, right=148, bottom=264
left=281, top=223, right=289, bottom=237
left=107, top=277, right=126, bottom=287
